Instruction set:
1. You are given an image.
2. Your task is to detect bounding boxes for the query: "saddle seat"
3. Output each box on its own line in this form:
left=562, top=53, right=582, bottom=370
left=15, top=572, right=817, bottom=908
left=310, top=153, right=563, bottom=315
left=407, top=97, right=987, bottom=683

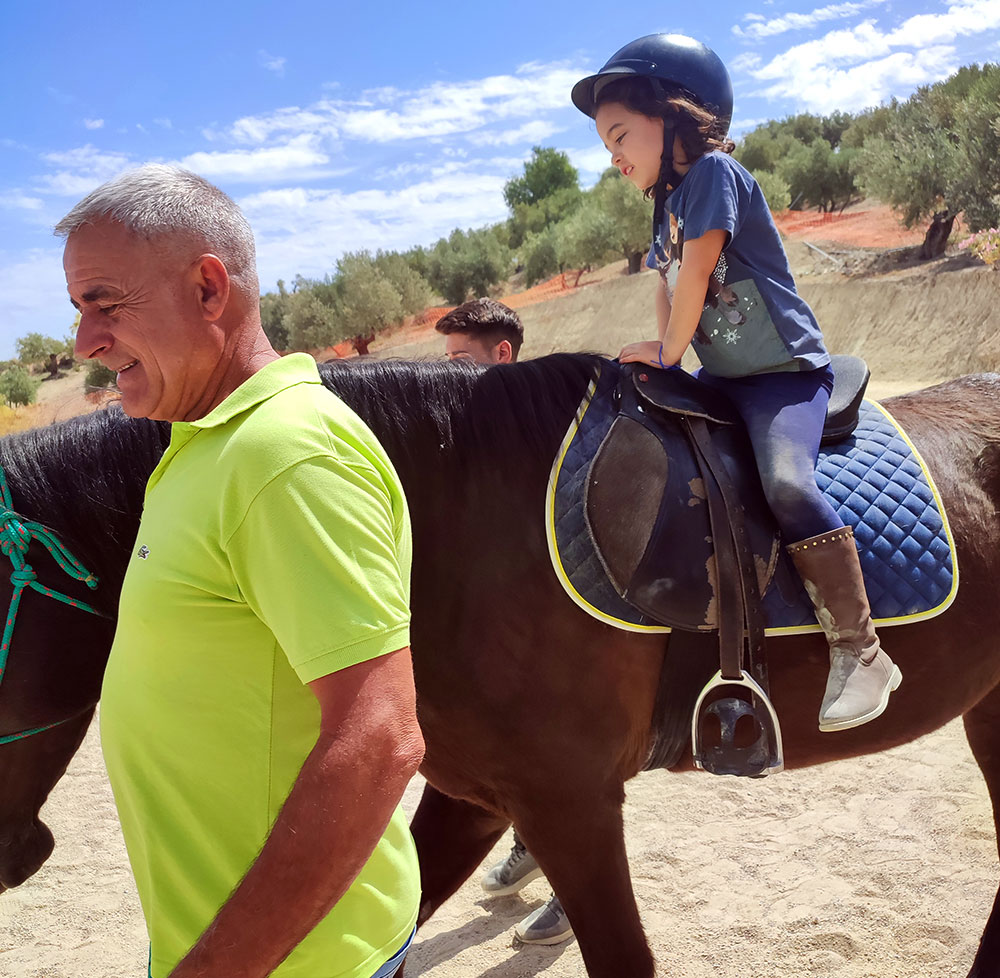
left=631, top=353, right=869, bottom=445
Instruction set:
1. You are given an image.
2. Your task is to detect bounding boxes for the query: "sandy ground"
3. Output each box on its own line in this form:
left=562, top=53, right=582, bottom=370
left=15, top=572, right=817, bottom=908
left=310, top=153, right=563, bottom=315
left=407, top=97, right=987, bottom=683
left=4, top=234, right=1000, bottom=977
left=2, top=713, right=996, bottom=978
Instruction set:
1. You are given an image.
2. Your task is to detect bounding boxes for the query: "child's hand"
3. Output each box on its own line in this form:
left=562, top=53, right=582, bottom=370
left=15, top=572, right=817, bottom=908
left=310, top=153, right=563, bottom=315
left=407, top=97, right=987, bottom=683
left=619, top=341, right=672, bottom=368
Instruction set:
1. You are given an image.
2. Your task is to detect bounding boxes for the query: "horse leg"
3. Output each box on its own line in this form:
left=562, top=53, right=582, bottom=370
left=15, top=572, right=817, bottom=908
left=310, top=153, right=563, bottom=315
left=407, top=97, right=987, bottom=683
left=515, top=785, right=654, bottom=978
left=963, top=684, right=1000, bottom=977
left=409, top=781, right=510, bottom=927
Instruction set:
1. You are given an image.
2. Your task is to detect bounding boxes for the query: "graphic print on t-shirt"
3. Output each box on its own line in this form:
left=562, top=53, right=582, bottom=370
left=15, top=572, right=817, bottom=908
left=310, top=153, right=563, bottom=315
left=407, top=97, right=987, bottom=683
left=652, top=209, right=797, bottom=377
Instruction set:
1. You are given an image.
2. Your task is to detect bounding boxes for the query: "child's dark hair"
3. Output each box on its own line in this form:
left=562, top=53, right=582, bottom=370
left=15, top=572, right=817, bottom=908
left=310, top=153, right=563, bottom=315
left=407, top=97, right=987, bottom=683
left=594, top=76, right=735, bottom=197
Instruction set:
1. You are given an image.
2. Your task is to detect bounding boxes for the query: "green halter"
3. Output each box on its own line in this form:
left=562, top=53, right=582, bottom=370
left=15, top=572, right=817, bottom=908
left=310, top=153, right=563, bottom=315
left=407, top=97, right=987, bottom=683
left=0, top=465, right=105, bottom=746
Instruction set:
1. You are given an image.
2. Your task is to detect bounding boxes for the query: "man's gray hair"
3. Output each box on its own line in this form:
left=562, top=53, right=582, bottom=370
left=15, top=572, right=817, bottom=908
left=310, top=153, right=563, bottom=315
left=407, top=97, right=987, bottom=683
left=54, top=164, right=257, bottom=285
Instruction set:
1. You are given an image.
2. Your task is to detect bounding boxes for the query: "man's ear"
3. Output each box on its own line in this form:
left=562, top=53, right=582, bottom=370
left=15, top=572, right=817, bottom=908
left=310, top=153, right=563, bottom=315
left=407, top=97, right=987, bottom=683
left=193, top=254, right=231, bottom=322
left=495, top=339, right=513, bottom=363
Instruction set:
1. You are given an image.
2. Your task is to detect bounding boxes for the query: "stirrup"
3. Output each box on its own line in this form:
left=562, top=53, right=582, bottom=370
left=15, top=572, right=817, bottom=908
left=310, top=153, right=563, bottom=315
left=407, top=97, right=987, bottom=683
left=692, top=670, right=784, bottom=778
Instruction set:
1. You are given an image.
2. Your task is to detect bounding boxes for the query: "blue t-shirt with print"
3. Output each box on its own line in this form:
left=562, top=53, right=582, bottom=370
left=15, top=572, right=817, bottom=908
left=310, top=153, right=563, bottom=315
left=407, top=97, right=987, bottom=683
left=646, top=151, right=829, bottom=378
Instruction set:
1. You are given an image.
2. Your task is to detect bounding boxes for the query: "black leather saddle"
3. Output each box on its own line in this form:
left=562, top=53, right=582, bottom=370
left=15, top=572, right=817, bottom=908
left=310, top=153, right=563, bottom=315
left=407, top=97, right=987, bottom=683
left=584, top=355, right=869, bottom=777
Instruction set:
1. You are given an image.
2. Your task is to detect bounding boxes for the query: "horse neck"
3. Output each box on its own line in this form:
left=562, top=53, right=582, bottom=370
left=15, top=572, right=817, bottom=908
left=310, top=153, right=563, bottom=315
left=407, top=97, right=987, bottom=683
left=317, top=356, right=599, bottom=509
left=0, top=409, right=169, bottom=610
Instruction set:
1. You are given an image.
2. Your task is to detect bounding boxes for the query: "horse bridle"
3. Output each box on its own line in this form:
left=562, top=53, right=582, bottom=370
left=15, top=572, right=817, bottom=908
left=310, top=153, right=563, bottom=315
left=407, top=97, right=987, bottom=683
left=0, top=466, right=109, bottom=746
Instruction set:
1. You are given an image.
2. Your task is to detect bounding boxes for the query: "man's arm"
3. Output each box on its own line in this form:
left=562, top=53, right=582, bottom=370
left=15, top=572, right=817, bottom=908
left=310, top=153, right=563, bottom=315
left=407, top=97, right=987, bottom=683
left=168, top=647, right=424, bottom=978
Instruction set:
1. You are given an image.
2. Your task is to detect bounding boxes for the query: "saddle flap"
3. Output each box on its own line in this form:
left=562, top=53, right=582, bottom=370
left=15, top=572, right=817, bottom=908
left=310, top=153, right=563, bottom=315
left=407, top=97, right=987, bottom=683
left=581, top=368, right=782, bottom=634
left=585, top=401, right=725, bottom=632
left=584, top=415, right=668, bottom=595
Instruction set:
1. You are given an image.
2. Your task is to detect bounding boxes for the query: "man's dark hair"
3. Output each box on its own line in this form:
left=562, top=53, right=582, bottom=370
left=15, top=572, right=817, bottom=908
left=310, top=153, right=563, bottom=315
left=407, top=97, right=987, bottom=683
left=434, top=298, right=524, bottom=358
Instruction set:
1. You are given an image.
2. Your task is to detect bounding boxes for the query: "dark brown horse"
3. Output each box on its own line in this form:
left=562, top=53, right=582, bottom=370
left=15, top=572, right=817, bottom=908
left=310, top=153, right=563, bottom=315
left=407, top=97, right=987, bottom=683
left=1, top=355, right=1000, bottom=978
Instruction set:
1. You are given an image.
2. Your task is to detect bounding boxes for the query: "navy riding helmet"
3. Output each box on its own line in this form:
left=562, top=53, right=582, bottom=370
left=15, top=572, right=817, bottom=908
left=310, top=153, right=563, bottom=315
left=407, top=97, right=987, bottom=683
left=571, top=33, right=734, bottom=131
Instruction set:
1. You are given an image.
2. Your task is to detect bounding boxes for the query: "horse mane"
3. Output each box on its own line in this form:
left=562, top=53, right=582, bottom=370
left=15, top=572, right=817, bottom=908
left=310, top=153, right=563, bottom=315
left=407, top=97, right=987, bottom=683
left=0, top=353, right=604, bottom=609
left=317, top=353, right=606, bottom=470
left=0, top=407, right=170, bottom=607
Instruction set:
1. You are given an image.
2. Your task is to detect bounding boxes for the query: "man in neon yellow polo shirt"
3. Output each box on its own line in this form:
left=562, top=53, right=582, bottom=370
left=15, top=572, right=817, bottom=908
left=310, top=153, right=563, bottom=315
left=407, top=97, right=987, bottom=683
left=57, top=164, right=423, bottom=978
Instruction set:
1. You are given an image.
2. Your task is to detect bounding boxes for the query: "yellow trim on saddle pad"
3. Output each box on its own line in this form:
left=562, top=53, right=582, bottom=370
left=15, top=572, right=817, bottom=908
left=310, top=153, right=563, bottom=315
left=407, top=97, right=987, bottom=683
left=544, top=390, right=959, bottom=638
left=545, top=377, right=670, bottom=635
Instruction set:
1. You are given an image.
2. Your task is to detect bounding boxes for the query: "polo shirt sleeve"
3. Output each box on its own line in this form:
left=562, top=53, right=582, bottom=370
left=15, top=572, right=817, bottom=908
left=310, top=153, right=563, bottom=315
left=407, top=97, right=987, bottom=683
left=226, top=454, right=411, bottom=685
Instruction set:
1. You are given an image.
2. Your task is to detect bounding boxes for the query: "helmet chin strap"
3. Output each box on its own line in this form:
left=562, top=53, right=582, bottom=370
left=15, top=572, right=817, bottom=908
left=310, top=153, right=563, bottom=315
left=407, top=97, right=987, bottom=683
left=651, top=118, right=680, bottom=265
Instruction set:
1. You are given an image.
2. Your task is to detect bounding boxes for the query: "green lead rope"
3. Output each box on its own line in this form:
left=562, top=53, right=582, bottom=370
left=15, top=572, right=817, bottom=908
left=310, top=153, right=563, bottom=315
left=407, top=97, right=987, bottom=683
left=0, top=464, right=104, bottom=745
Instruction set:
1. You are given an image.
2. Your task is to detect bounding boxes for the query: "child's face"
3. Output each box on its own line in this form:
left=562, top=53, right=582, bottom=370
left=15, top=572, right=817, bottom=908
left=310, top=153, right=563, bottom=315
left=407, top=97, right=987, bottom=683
left=595, top=102, right=664, bottom=191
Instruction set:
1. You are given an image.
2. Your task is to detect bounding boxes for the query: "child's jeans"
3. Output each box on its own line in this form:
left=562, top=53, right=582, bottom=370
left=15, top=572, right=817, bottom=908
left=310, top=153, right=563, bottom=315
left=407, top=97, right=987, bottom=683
left=695, top=364, right=843, bottom=542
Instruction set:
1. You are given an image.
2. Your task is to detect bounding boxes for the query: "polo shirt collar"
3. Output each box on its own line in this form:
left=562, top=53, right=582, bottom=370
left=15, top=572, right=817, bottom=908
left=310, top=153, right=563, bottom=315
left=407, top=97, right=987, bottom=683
left=187, top=353, right=322, bottom=430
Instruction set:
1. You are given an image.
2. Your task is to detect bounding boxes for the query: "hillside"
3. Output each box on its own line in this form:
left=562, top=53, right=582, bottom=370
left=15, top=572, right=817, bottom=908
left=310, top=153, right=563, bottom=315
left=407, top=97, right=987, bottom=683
left=7, top=206, right=997, bottom=432
left=377, top=225, right=999, bottom=399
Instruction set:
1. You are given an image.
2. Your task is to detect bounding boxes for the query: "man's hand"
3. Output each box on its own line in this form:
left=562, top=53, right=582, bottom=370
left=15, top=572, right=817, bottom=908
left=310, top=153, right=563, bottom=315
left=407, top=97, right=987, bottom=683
left=619, top=340, right=672, bottom=368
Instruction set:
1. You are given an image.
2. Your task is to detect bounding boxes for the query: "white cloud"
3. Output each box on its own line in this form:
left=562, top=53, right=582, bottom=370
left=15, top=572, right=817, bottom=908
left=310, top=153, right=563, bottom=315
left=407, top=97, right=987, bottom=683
left=83, top=118, right=104, bottom=130
left=259, top=50, right=286, bottom=76
left=228, top=106, right=333, bottom=144
left=154, top=117, right=173, bottom=129
left=0, top=192, right=44, bottom=211
left=729, top=116, right=773, bottom=134
left=750, top=21, right=894, bottom=79
left=731, top=52, right=763, bottom=72
left=570, top=143, right=613, bottom=180
left=223, top=61, right=586, bottom=146
left=737, top=0, right=1000, bottom=114
left=0, top=248, right=73, bottom=359
left=239, top=170, right=513, bottom=286
left=36, top=145, right=133, bottom=196
left=753, top=46, right=959, bottom=112
left=886, top=0, right=1000, bottom=46
left=177, top=134, right=341, bottom=182
left=475, top=120, right=562, bottom=146
left=734, top=0, right=887, bottom=39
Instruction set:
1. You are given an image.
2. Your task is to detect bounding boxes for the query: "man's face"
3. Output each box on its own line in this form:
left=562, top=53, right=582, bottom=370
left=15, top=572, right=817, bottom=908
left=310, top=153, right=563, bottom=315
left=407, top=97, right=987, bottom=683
left=64, top=221, right=225, bottom=421
left=444, top=332, right=512, bottom=364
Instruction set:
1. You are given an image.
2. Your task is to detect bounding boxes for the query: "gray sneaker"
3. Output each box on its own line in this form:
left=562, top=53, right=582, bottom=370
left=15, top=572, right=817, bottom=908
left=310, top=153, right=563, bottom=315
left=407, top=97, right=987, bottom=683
left=481, top=837, right=543, bottom=896
left=514, top=894, right=574, bottom=945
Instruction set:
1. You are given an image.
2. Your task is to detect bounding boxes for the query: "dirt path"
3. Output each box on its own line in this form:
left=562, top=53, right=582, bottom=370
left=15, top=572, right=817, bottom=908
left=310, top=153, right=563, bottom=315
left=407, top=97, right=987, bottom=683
left=2, top=712, right=995, bottom=978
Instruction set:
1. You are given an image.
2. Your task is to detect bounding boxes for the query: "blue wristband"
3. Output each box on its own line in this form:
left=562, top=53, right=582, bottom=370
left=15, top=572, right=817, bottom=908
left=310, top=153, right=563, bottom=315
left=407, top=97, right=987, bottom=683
left=657, top=344, right=665, bottom=369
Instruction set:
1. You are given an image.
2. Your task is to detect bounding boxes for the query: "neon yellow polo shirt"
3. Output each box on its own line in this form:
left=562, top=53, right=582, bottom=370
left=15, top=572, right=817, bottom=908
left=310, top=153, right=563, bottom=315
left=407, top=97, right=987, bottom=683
left=100, top=354, right=419, bottom=978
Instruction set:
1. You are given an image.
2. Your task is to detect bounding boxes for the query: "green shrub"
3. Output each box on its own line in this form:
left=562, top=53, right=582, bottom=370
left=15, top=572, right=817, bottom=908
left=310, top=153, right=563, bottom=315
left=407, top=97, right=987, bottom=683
left=0, top=366, right=39, bottom=407
left=85, top=360, right=118, bottom=390
left=15, top=332, right=68, bottom=370
left=522, top=227, right=562, bottom=287
left=959, top=228, right=1000, bottom=268
left=754, top=170, right=792, bottom=213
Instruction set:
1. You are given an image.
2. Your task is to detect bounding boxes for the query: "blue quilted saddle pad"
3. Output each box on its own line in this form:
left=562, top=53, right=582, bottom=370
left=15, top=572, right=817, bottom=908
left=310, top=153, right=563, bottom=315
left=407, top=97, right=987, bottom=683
left=546, top=372, right=958, bottom=636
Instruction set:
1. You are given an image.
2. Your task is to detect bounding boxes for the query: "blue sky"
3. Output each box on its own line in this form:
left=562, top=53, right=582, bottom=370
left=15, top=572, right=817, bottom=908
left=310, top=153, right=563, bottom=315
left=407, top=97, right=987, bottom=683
left=2, top=0, right=998, bottom=359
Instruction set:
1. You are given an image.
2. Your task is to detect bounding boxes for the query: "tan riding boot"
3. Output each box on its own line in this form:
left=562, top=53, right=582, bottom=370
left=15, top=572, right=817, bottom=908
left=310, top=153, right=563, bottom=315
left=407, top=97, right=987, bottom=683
left=787, top=527, right=902, bottom=732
